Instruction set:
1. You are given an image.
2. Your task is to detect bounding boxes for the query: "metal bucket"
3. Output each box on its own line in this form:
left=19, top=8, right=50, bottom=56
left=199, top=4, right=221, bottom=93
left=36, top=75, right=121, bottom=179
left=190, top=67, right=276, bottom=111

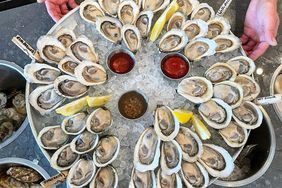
left=214, top=107, right=276, bottom=187
left=0, top=60, right=28, bottom=149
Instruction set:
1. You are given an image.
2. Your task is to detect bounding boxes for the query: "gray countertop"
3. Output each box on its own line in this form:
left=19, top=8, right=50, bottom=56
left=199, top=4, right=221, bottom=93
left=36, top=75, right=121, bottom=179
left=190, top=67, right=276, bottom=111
left=0, top=1, right=281, bottom=188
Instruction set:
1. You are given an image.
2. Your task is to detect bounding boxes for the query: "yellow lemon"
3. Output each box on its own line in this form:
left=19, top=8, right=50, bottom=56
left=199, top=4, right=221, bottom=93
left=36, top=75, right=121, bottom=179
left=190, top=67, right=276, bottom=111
left=86, top=95, right=111, bottom=107
left=191, top=115, right=211, bottom=140
left=56, top=96, right=88, bottom=116
left=173, top=109, right=193, bottom=124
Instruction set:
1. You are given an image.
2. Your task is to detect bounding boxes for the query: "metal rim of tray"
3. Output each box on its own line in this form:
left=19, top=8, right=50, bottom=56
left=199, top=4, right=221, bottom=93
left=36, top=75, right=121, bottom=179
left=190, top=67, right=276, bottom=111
left=0, top=60, right=29, bottom=149
left=270, top=64, right=282, bottom=122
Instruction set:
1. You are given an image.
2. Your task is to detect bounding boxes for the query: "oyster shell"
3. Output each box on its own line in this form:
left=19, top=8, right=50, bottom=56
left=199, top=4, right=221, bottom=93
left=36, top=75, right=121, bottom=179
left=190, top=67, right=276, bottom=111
left=213, top=81, right=244, bottom=109
left=29, top=84, right=65, bottom=115
left=226, top=56, right=256, bottom=76
left=159, top=29, right=188, bottom=52
left=55, top=28, right=76, bottom=48
left=74, top=61, right=107, bottom=86
left=233, top=101, right=263, bottom=129
left=118, top=0, right=140, bottom=25
left=67, top=159, right=96, bottom=188
left=54, top=75, right=89, bottom=99
left=90, top=166, right=118, bottom=188
left=206, top=17, right=231, bottom=39
left=24, top=63, right=61, bottom=84
left=66, top=35, right=99, bottom=63
left=61, top=112, right=87, bottom=135
left=0, top=93, right=7, bottom=109
left=96, top=16, right=122, bottom=43
left=37, top=35, right=66, bottom=64
left=0, top=121, right=13, bottom=142
left=219, top=121, right=248, bottom=148
left=134, top=127, right=161, bottom=172
left=37, top=125, right=69, bottom=150
left=160, top=140, right=182, bottom=175
left=177, top=76, right=213, bottom=104
left=184, top=37, right=216, bottom=61
left=157, top=169, right=182, bottom=188
left=235, top=75, right=261, bottom=101
left=167, top=12, right=186, bottom=31
left=121, top=24, right=142, bottom=53
left=50, top=144, right=79, bottom=171
left=180, top=161, right=209, bottom=188
left=198, top=98, right=232, bottom=129
left=182, top=19, right=208, bottom=40
left=0, top=174, right=29, bottom=188
left=175, top=126, right=203, bottom=162
left=86, top=107, right=113, bottom=134
left=135, top=11, right=154, bottom=38
left=58, top=57, right=79, bottom=77
left=129, top=168, right=157, bottom=188
left=7, top=166, right=42, bottom=183
left=12, top=92, right=26, bottom=114
left=70, top=131, right=99, bottom=154
left=154, top=105, right=180, bottom=141
left=93, top=135, right=120, bottom=167
left=80, top=0, right=105, bottom=24
left=176, top=0, right=199, bottom=16
left=199, top=144, right=234, bottom=178
left=98, top=0, right=120, bottom=17
left=142, top=0, right=169, bottom=13
left=191, top=3, right=215, bottom=22
left=214, top=34, right=241, bottom=53
left=204, top=63, right=237, bottom=83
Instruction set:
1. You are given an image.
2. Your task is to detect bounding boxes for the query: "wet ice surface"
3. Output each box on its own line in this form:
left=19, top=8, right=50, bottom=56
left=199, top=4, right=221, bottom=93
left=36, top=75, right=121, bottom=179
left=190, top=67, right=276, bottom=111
left=28, top=9, right=243, bottom=187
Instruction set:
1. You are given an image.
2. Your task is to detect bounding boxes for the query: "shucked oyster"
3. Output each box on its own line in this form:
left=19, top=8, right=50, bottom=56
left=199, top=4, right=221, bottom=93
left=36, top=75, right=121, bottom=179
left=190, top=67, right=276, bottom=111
left=135, top=11, right=154, bottom=38
left=29, top=84, right=65, bottom=115
left=24, top=63, right=60, bottom=84
left=37, top=125, right=69, bottom=150
left=118, top=0, right=139, bottom=25
left=157, top=169, right=182, bottom=188
left=74, top=61, right=107, bottom=86
left=205, top=63, right=237, bottom=83
left=86, top=107, right=113, bottom=134
left=61, top=112, right=87, bottom=135
left=160, top=140, right=182, bottom=175
left=177, top=76, right=213, bottom=104
left=227, top=56, right=256, bottom=76
left=198, top=98, right=232, bottom=129
left=175, top=126, right=203, bottom=162
left=214, top=34, right=241, bottom=53
left=199, top=144, right=234, bottom=178
left=159, top=29, right=188, bottom=52
left=7, top=166, right=42, bottom=183
left=70, top=131, right=99, bottom=154
left=142, top=0, right=169, bottom=13
left=235, top=75, right=261, bottom=101
left=55, top=28, right=76, bottom=48
left=121, top=24, right=142, bottom=53
left=96, top=16, right=122, bottom=43
left=93, top=136, right=120, bottom=167
left=180, top=161, right=209, bottom=188
left=134, top=127, right=161, bottom=172
left=206, top=17, right=231, bottom=39
left=98, top=0, right=120, bottom=17
left=182, top=19, right=208, bottom=40
left=80, top=0, right=105, bottom=24
left=58, top=57, right=79, bottom=77
left=184, top=37, right=216, bottom=61
left=154, top=105, right=180, bottom=141
left=129, top=168, right=157, bottom=188
left=191, top=3, right=215, bottom=22
left=90, top=166, right=118, bottom=188
left=176, top=0, right=199, bottom=16
left=167, top=12, right=185, bottom=31
left=0, top=174, right=29, bottom=188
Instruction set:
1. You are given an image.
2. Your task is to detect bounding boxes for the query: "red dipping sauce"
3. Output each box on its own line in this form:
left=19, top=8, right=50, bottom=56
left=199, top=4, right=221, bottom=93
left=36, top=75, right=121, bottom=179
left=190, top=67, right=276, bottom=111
left=161, top=54, right=189, bottom=79
left=108, top=51, right=135, bottom=74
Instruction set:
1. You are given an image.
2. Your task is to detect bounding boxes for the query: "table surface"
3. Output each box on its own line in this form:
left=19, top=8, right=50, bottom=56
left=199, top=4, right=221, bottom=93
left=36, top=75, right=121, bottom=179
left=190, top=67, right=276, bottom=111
left=0, top=1, right=281, bottom=188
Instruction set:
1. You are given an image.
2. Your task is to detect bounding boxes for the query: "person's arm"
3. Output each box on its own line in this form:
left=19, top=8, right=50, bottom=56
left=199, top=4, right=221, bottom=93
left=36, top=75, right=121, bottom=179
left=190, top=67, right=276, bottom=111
left=240, top=0, right=279, bottom=60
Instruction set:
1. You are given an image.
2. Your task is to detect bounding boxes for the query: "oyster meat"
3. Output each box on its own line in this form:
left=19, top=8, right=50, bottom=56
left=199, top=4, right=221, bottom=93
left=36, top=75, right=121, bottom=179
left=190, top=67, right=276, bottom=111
left=0, top=121, right=13, bottom=142
left=55, top=28, right=76, bottom=48
left=182, top=19, right=208, bottom=40
left=206, top=17, right=231, bottom=39
left=198, top=98, right=232, bottom=129
left=135, top=11, right=154, bottom=38
left=235, top=75, right=261, bottom=101
left=121, top=24, right=142, bottom=53
left=129, top=168, right=156, bottom=188
left=226, top=56, right=256, bottom=76
left=93, top=136, right=120, bottom=167
left=154, top=105, right=179, bottom=141
left=98, top=0, right=120, bottom=16
left=175, top=126, right=203, bottom=162
left=134, top=127, right=161, bottom=172
left=90, top=166, right=118, bottom=188
left=70, top=131, right=99, bottom=154
left=86, top=107, right=112, bottom=134
left=37, top=125, right=69, bottom=150
left=177, top=76, right=213, bottom=104
left=0, top=174, right=29, bottom=188
left=159, top=29, right=188, bottom=52
left=58, top=57, right=79, bottom=77
left=204, top=63, right=237, bottom=83
left=176, top=0, right=199, bottom=16
left=214, top=34, right=241, bottom=53
left=61, top=112, right=87, bottom=135
left=118, top=0, right=139, bottom=25
left=199, top=144, right=234, bottom=178
left=157, top=169, right=182, bottom=188
left=6, top=166, right=42, bottom=183
left=167, top=12, right=185, bottom=31
left=80, top=0, right=105, bottom=24
left=191, top=3, right=215, bottom=22
left=96, top=16, right=122, bottom=44
left=12, top=92, right=26, bottom=114
left=24, top=63, right=60, bottom=84
left=142, top=0, right=169, bottom=13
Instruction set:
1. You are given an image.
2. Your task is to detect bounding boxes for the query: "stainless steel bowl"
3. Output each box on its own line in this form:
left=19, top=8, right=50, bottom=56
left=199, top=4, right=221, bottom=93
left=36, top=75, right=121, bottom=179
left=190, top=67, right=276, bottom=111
left=214, top=107, right=276, bottom=187
left=0, top=60, right=28, bottom=149
left=270, top=64, right=282, bottom=122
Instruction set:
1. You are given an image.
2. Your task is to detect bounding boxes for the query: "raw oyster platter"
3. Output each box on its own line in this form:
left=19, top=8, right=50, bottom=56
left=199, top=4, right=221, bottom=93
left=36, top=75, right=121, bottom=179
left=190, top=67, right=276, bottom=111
left=24, top=0, right=264, bottom=187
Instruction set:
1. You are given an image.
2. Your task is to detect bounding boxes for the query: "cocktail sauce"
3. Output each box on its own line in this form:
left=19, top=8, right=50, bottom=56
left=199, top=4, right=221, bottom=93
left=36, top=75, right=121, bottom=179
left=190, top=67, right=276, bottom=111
left=109, top=52, right=134, bottom=74
left=161, top=54, right=189, bottom=79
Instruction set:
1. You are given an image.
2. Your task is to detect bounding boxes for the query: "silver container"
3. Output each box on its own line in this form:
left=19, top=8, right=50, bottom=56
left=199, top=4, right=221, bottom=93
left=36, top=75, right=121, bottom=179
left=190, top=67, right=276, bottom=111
left=270, top=64, right=282, bottom=122
left=0, top=60, right=28, bottom=149
left=214, top=107, right=276, bottom=187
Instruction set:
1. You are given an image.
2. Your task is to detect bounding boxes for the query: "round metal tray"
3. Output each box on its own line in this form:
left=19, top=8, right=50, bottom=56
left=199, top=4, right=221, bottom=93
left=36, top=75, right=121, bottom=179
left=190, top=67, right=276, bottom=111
left=270, top=64, right=282, bottom=122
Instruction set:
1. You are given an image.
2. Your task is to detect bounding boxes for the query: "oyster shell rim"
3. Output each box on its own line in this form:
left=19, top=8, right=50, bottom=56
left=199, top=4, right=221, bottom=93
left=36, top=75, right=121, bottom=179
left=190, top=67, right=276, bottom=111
left=226, top=56, right=256, bottom=76
left=121, top=24, right=142, bottom=53
left=159, top=29, right=189, bottom=53
left=157, top=169, right=182, bottom=188
left=117, top=0, right=140, bottom=25
left=86, top=107, right=113, bottom=134
left=79, top=0, right=105, bottom=24
left=129, top=168, right=157, bottom=188
left=70, top=131, right=99, bottom=154
left=61, top=112, right=87, bottom=135
left=204, top=63, right=237, bottom=84
left=181, top=19, right=209, bottom=40
left=191, top=3, right=215, bottom=22
left=89, top=165, right=118, bottom=188
left=167, top=11, right=186, bottom=31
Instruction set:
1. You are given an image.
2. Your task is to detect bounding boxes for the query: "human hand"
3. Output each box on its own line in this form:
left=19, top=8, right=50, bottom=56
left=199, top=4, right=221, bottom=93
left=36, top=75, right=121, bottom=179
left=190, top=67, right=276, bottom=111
left=240, top=0, right=279, bottom=60
left=39, top=0, right=78, bottom=22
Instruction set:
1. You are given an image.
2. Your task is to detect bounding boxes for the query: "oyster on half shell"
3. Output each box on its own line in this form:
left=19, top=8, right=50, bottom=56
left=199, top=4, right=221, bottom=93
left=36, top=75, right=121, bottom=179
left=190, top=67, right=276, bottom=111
left=96, top=16, right=122, bottom=44
left=206, top=17, right=231, bottom=39
left=142, top=0, right=169, bottom=13
left=159, top=29, right=188, bottom=52
left=80, top=0, right=105, bottom=24
left=58, top=57, right=79, bottom=77
left=98, top=0, right=120, bottom=17
left=177, top=0, right=199, bottom=16
left=235, top=75, right=261, bottom=101
left=90, top=166, right=118, bottom=188
left=135, top=11, right=154, bottom=38
left=118, top=0, right=140, bottom=25
left=191, top=3, right=215, bottom=22
left=214, top=34, right=241, bottom=53
left=121, top=24, right=142, bottom=53
left=182, top=19, right=208, bottom=40
left=70, top=131, right=99, bottom=154
left=86, top=107, right=113, bottom=134
left=167, top=12, right=186, bottom=31
left=205, top=63, right=236, bottom=84
left=61, top=112, right=87, bottom=135
left=55, top=28, right=76, bottom=48
left=129, top=168, right=156, bottom=188
left=226, top=56, right=256, bottom=76
left=157, top=169, right=182, bottom=188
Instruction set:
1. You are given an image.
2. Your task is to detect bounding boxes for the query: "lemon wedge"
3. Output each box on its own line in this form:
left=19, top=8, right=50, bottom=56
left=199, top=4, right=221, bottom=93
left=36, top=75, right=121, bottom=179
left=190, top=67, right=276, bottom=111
left=191, top=115, right=211, bottom=140
left=86, top=95, right=112, bottom=107
left=149, top=0, right=179, bottom=42
left=173, top=109, right=193, bottom=124
left=56, top=96, right=88, bottom=116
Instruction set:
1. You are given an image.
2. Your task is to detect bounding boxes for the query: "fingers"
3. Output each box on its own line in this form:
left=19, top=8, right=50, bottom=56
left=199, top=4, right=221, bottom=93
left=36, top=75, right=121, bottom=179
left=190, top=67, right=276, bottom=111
left=248, top=42, right=269, bottom=60
left=67, top=0, right=78, bottom=9
left=45, top=1, right=63, bottom=22
left=243, top=39, right=257, bottom=51
left=60, top=3, right=69, bottom=15
left=240, top=34, right=249, bottom=44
